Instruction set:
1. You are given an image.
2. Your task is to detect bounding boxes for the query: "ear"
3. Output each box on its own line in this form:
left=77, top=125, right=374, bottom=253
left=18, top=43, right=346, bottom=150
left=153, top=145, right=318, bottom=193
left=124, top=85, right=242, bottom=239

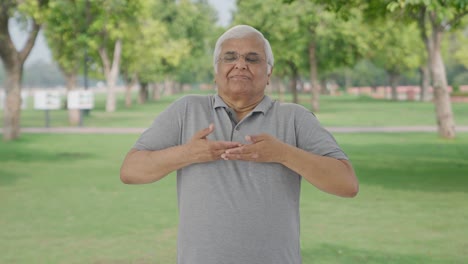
left=267, top=67, right=273, bottom=85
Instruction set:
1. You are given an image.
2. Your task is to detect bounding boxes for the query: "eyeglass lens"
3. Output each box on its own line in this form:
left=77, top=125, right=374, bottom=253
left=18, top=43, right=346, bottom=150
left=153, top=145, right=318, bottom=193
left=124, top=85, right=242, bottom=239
left=221, top=52, right=263, bottom=64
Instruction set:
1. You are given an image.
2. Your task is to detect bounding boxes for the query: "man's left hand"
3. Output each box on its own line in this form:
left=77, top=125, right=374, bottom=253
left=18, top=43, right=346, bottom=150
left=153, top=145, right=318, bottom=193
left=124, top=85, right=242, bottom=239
left=221, top=133, right=286, bottom=163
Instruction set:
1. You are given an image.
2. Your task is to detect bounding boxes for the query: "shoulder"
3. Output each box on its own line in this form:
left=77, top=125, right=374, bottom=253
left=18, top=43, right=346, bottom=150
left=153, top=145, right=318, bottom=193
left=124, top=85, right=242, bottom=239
left=168, top=94, right=213, bottom=110
left=174, top=94, right=213, bottom=104
left=271, top=100, right=316, bottom=119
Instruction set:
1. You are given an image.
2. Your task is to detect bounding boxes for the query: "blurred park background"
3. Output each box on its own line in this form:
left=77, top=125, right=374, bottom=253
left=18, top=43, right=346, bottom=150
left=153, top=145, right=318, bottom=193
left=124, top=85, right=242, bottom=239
left=1, top=0, right=468, bottom=263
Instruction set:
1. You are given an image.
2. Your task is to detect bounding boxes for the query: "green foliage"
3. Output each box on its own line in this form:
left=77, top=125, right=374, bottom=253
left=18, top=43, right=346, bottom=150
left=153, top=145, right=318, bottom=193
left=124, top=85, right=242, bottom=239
left=44, top=0, right=88, bottom=75
left=16, top=0, right=50, bottom=23
left=450, top=28, right=468, bottom=69
left=367, top=19, right=423, bottom=77
left=234, top=0, right=369, bottom=82
left=388, top=0, right=468, bottom=29
left=118, top=0, right=219, bottom=85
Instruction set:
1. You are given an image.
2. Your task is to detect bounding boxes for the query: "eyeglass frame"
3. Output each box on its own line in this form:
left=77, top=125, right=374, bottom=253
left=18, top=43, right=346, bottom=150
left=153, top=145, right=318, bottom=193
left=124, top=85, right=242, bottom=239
left=216, top=51, right=268, bottom=65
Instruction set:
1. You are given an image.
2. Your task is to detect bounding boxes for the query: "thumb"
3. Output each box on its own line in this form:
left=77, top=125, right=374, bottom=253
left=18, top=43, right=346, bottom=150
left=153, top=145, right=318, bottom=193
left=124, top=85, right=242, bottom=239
left=194, top=123, right=215, bottom=140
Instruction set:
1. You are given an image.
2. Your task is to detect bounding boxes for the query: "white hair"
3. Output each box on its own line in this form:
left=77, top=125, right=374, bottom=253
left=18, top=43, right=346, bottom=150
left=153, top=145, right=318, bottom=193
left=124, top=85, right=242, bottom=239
left=213, top=25, right=274, bottom=74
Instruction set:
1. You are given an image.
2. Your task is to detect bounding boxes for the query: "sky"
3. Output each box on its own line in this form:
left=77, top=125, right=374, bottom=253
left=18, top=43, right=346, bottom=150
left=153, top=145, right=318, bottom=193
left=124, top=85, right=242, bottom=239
left=10, top=0, right=235, bottom=65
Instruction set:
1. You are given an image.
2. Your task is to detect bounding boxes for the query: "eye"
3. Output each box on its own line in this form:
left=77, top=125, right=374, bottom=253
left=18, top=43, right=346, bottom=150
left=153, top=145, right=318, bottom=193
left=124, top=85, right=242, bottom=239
left=245, top=54, right=261, bottom=64
left=222, top=53, right=238, bottom=63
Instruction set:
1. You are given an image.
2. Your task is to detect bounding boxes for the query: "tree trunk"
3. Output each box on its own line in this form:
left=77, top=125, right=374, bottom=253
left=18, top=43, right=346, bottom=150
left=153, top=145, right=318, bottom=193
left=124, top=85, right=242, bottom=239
left=0, top=14, right=41, bottom=141
left=124, top=74, right=137, bottom=108
left=430, top=29, right=455, bottom=138
left=278, top=80, right=285, bottom=102
left=288, top=61, right=299, bottom=104
left=289, top=77, right=298, bottom=104
left=164, top=77, right=173, bottom=96
left=419, top=64, right=431, bottom=101
left=139, top=82, right=149, bottom=104
left=64, top=72, right=80, bottom=126
left=174, top=82, right=182, bottom=94
left=389, top=72, right=400, bottom=101
left=309, top=42, right=320, bottom=112
left=344, top=68, right=352, bottom=91
left=99, top=39, right=122, bottom=113
left=3, top=65, right=22, bottom=140
left=152, top=83, right=162, bottom=101
left=418, top=9, right=455, bottom=138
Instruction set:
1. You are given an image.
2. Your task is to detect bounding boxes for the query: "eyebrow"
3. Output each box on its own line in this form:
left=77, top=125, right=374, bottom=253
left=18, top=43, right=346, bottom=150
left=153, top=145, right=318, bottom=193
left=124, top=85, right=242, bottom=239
left=223, top=51, right=261, bottom=56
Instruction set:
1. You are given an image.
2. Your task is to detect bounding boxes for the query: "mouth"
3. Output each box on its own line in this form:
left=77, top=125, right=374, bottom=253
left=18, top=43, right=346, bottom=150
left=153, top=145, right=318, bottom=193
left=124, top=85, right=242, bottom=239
left=229, top=75, right=251, bottom=80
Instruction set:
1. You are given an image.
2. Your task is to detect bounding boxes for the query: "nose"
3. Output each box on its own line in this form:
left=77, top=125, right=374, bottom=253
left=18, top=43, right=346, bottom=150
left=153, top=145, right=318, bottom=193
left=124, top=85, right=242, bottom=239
left=235, top=58, right=247, bottom=70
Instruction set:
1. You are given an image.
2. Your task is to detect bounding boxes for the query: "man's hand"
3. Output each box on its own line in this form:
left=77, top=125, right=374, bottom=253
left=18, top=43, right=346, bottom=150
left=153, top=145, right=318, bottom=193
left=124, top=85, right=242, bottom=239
left=221, top=133, right=286, bottom=163
left=188, top=124, right=243, bottom=163
left=220, top=132, right=359, bottom=197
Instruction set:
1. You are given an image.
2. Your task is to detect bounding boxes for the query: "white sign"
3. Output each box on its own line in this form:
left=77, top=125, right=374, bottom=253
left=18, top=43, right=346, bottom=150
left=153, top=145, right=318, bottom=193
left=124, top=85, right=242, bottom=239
left=34, top=91, right=61, bottom=110
left=21, top=91, right=28, bottom=109
left=0, top=91, right=29, bottom=110
left=67, top=90, right=94, bottom=109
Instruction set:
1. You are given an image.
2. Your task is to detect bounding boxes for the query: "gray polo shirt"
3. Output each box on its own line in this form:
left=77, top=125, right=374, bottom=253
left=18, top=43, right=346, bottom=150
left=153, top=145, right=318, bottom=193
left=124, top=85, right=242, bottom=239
left=134, top=94, right=348, bottom=264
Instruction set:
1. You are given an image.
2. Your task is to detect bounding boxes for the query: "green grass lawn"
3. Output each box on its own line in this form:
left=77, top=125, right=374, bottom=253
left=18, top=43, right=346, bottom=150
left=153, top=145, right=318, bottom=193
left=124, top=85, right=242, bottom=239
left=1, top=133, right=467, bottom=263
left=14, top=90, right=468, bottom=128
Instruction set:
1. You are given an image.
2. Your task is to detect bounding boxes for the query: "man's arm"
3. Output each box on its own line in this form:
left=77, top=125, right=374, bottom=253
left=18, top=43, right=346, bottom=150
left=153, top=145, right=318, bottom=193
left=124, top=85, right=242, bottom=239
left=120, top=124, right=242, bottom=184
left=221, top=134, right=359, bottom=197
left=279, top=144, right=358, bottom=197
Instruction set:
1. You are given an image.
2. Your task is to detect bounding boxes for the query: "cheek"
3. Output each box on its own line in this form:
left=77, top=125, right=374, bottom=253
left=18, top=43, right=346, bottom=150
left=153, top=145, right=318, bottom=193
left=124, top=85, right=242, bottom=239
left=254, top=72, right=270, bottom=84
left=216, top=66, right=232, bottom=80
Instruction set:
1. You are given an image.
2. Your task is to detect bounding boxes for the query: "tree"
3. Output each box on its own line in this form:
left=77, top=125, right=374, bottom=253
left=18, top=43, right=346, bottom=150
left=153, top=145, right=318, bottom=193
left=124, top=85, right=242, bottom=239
left=84, top=0, right=142, bottom=112
left=367, top=19, right=423, bottom=100
left=345, top=0, right=468, bottom=138
left=234, top=0, right=308, bottom=104
left=287, top=0, right=468, bottom=138
left=119, top=0, right=195, bottom=105
left=0, top=0, right=49, bottom=141
left=235, top=0, right=368, bottom=111
left=167, top=0, right=219, bottom=86
left=386, top=1, right=468, bottom=138
left=151, top=0, right=214, bottom=96
left=44, top=0, right=88, bottom=125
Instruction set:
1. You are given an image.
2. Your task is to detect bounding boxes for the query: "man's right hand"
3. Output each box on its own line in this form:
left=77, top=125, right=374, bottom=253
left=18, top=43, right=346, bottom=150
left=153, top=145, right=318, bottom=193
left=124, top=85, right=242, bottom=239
left=120, top=124, right=242, bottom=184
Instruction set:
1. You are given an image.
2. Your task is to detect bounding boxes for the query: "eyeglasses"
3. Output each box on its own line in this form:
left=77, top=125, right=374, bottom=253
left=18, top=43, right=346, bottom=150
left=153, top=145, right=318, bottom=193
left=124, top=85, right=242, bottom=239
left=218, top=52, right=265, bottom=65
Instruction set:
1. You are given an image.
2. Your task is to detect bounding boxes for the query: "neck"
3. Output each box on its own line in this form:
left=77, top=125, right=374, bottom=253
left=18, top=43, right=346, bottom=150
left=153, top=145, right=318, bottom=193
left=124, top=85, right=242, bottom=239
left=219, top=94, right=264, bottom=121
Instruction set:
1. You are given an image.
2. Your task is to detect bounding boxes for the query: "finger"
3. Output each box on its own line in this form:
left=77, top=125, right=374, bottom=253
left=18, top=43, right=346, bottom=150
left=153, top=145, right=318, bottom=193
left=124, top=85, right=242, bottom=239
left=221, top=152, right=259, bottom=161
left=193, top=123, right=215, bottom=140
left=245, top=134, right=267, bottom=143
left=213, top=141, right=243, bottom=149
left=224, top=145, right=255, bottom=156
left=224, top=146, right=244, bottom=154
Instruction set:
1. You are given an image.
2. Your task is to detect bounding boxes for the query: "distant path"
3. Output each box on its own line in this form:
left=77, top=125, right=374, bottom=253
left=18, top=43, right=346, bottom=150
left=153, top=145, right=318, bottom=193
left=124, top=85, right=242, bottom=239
left=2, top=126, right=468, bottom=134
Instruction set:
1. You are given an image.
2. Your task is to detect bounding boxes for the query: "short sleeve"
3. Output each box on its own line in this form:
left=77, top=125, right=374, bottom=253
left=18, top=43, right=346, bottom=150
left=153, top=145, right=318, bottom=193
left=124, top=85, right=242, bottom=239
left=295, top=109, right=348, bottom=160
left=133, top=97, right=187, bottom=151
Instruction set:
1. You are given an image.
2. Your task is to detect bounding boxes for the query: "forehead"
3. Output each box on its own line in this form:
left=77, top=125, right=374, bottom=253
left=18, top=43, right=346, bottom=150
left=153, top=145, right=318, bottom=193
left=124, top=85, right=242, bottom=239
left=220, top=35, right=265, bottom=55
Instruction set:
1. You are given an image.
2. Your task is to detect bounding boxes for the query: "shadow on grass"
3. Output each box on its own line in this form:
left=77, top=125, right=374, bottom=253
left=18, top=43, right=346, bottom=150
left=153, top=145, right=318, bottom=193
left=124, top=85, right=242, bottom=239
left=345, top=140, right=468, bottom=194
left=0, top=148, right=94, bottom=163
left=0, top=138, right=95, bottom=186
left=302, top=243, right=454, bottom=264
left=0, top=169, right=28, bottom=186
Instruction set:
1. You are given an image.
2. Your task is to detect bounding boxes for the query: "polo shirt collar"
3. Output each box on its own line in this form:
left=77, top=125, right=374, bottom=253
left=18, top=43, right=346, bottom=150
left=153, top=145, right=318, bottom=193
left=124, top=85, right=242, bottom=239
left=213, top=94, right=273, bottom=114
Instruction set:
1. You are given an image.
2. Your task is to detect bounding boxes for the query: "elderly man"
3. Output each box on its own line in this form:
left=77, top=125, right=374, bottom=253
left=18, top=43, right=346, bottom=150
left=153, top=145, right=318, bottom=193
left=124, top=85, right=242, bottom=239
left=120, top=24, right=358, bottom=264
